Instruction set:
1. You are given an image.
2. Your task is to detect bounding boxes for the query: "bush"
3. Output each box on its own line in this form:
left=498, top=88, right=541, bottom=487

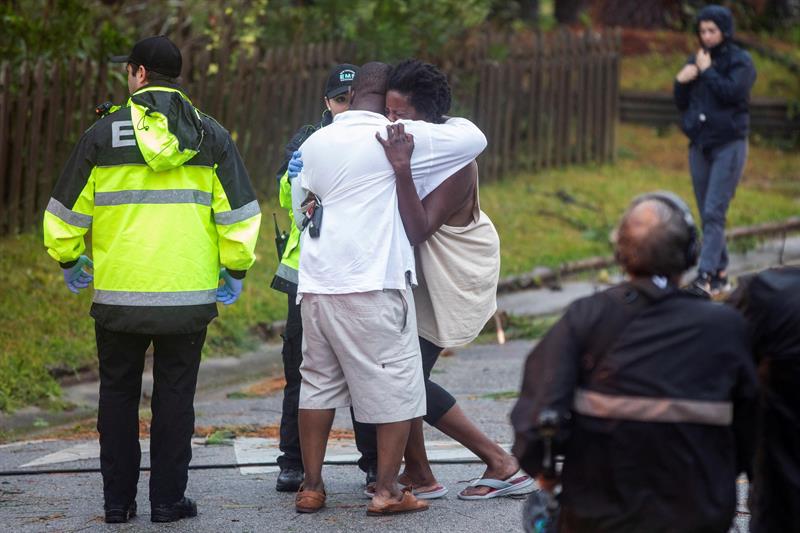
left=1, top=0, right=494, bottom=66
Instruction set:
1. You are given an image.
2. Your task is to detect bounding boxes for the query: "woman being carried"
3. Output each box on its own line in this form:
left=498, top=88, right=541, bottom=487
left=375, top=59, right=532, bottom=500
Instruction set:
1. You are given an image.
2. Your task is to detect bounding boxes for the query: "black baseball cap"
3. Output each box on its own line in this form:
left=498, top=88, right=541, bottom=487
left=324, top=64, right=358, bottom=98
left=110, top=36, right=182, bottom=78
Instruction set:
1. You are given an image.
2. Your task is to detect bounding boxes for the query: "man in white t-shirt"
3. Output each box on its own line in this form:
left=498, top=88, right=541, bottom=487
left=291, top=62, right=487, bottom=516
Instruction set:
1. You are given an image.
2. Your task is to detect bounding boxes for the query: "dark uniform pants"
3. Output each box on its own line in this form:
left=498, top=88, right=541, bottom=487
left=95, top=323, right=205, bottom=506
left=278, top=294, right=377, bottom=472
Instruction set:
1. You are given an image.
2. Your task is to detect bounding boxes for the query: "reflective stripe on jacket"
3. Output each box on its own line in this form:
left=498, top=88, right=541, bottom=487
left=270, top=170, right=301, bottom=294
left=43, top=84, right=261, bottom=333
left=270, top=116, right=328, bottom=295
left=511, top=279, right=757, bottom=533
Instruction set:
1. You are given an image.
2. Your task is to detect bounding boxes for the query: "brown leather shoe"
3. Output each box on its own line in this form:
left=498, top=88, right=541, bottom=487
left=295, top=484, right=326, bottom=513
left=366, top=490, right=429, bottom=516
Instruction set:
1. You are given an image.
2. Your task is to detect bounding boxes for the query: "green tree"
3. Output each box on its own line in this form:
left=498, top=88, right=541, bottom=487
left=209, top=0, right=492, bottom=61
left=1, top=0, right=494, bottom=65
left=0, top=0, right=132, bottom=64
left=554, top=0, right=587, bottom=24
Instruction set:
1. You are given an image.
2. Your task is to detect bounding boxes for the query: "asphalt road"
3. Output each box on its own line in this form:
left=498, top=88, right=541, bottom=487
left=0, top=341, right=538, bottom=532
left=0, top=338, right=751, bottom=532
left=5, top=235, right=789, bottom=531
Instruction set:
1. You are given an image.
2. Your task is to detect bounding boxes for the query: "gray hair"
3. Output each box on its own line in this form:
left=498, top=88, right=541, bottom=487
left=614, top=198, right=693, bottom=278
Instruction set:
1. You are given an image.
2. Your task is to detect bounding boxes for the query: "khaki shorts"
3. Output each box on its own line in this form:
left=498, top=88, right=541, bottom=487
left=298, top=289, right=426, bottom=424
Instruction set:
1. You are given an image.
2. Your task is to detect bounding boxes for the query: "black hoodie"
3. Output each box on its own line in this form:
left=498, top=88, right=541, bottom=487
left=674, top=5, right=757, bottom=150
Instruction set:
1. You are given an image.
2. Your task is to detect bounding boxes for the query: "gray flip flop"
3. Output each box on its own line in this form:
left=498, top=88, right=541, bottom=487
left=457, top=473, right=534, bottom=500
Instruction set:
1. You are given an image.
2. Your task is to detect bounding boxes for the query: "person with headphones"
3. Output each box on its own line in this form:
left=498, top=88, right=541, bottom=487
left=510, top=192, right=757, bottom=532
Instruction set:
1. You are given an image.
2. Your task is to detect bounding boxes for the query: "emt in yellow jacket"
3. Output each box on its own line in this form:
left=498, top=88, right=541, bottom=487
left=43, top=36, right=260, bottom=524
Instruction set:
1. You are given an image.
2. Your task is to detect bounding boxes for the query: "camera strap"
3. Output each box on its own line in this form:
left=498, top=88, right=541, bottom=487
left=582, top=282, right=653, bottom=380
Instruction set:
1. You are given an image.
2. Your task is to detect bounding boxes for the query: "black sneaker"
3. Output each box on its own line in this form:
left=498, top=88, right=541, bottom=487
left=276, top=466, right=304, bottom=492
left=685, top=271, right=713, bottom=298
left=104, top=501, right=137, bottom=524
left=365, top=464, right=377, bottom=488
left=151, top=497, right=197, bottom=523
left=710, top=272, right=732, bottom=296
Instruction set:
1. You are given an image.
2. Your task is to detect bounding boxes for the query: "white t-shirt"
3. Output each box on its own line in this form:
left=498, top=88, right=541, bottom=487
left=294, top=110, right=487, bottom=295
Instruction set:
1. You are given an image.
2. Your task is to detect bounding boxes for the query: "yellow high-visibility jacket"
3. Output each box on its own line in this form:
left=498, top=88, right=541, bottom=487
left=270, top=170, right=301, bottom=294
left=44, top=84, right=261, bottom=333
left=270, top=115, right=330, bottom=295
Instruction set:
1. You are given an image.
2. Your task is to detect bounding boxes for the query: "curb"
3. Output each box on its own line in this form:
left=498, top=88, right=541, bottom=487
left=5, top=218, right=800, bottom=440
left=498, top=217, right=800, bottom=293
left=0, top=342, right=285, bottom=442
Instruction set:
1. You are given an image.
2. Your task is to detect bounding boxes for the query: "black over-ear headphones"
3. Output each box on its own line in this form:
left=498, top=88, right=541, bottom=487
left=632, top=191, right=699, bottom=269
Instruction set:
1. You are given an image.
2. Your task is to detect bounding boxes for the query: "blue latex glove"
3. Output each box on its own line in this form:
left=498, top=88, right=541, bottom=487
left=217, top=268, right=243, bottom=305
left=287, top=150, right=303, bottom=180
left=62, top=255, right=94, bottom=294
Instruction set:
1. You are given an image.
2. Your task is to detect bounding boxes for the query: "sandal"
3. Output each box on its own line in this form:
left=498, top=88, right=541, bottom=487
left=366, top=490, right=429, bottom=516
left=364, top=482, right=447, bottom=500
left=410, top=484, right=448, bottom=500
left=295, top=484, right=326, bottom=513
left=457, top=471, right=534, bottom=500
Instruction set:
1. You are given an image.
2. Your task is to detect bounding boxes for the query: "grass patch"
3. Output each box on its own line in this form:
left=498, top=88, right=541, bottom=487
left=0, top=213, right=290, bottom=413
left=475, top=313, right=561, bottom=345
left=3, top=123, right=799, bottom=412
left=480, top=390, right=520, bottom=401
left=621, top=45, right=800, bottom=99
left=203, top=429, right=237, bottom=446
left=481, top=123, right=800, bottom=277
left=505, top=314, right=561, bottom=340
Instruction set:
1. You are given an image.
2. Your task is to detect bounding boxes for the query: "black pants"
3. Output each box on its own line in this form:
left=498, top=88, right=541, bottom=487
left=419, top=337, right=457, bottom=424
left=750, top=359, right=800, bottom=533
left=95, top=323, right=205, bottom=506
left=277, top=294, right=378, bottom=473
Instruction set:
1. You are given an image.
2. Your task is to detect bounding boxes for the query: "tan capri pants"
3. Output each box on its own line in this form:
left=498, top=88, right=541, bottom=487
left=298, top=288, right=426, bottom=424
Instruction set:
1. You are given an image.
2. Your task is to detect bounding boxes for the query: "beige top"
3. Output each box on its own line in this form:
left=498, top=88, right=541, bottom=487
left=413, top=191, right=500, bottom=347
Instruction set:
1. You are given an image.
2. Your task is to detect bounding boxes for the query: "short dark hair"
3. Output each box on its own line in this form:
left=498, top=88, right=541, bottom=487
left=128, top=62, right=179, bottom=85
left=351, top=62, right=390, bottom=98
left=387, top=59, right=452, bottom=123
left=614, top=199, right=693, bottom=278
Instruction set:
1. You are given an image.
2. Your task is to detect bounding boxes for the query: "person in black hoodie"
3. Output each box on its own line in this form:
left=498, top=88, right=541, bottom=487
left=674, top=4, right=756, bottom=297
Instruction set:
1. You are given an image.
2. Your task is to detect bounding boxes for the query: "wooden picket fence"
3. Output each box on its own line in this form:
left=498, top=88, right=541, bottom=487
left=458, top=30, right=621, bottom=181
left=0, top=30, right=620, bottom=236
left=620, top=90, right=800, bottom=138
